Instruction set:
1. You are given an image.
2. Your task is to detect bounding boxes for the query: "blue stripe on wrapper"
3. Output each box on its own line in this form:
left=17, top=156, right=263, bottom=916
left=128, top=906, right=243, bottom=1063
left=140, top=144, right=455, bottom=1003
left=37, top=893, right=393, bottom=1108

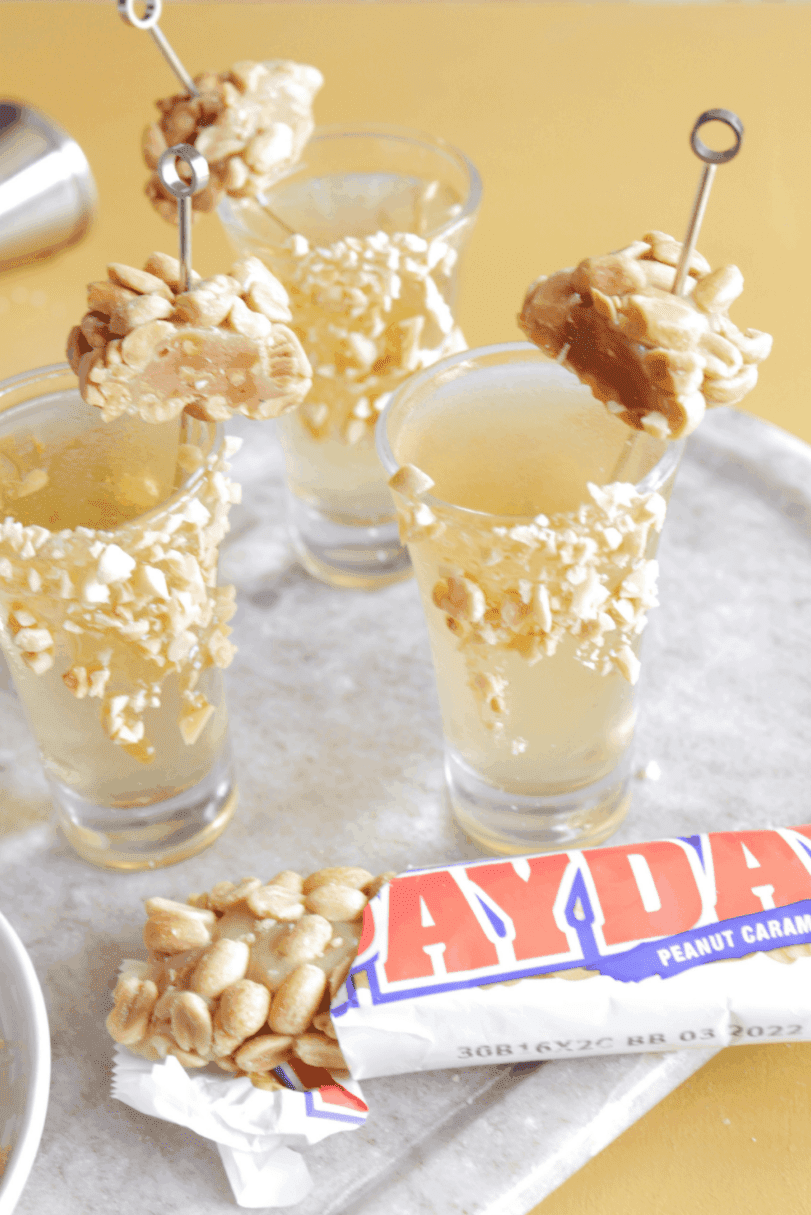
left=597, top=901, right=811, bottom=982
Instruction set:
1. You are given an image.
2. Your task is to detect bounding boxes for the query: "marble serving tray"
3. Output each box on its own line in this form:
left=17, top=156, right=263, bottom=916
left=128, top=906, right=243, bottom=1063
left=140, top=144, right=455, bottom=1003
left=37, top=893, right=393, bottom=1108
left=0, top=404, right=809, bottom=1215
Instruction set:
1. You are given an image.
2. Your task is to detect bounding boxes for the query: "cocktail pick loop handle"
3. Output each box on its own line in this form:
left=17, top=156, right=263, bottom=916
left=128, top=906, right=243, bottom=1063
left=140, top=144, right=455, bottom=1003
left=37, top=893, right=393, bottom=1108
left=672, top=108, right=743, bottom=297
left=157, top=144, right=210, bottom=293
left=118, top=0, right=199, bottom=97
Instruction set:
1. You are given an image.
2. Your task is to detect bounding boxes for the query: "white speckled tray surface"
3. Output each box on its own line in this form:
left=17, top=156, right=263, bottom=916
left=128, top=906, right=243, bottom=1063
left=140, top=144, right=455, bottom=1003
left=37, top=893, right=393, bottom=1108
left=0, top=404, right=809, bottom=1215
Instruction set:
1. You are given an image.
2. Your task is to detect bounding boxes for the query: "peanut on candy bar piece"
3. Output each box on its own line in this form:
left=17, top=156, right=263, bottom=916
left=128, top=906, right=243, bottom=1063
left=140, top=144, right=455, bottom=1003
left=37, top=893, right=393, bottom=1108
left=518, top=233, right=772, bottom=439
left=107, top=864, right=392, bottom=1087
left=68, top=254, right=312, bottom=424
left=143, top=60, right=323, bottom=221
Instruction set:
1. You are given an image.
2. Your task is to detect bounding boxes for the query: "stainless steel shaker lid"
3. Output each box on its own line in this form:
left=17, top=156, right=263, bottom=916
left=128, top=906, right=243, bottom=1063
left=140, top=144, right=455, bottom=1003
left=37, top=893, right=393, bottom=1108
left=0, top=100, right=97, bottom=272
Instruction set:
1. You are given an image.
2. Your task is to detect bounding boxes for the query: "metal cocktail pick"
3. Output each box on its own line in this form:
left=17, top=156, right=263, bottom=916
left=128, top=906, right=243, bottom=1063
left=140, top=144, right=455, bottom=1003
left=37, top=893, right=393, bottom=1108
left=672, top=108, right=744, bottom=297
left=118, top=0, right=199, bottom=97
left=157, top=143, right=209, bottom=292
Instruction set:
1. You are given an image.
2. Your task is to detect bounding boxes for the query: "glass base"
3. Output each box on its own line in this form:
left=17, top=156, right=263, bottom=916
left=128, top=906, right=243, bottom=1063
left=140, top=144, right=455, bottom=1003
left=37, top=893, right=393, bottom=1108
left=445, top=746, right=632, bottom=855
left=52, top=747, right=238, bottom=870
left=287, top=492, right=412, bottom=591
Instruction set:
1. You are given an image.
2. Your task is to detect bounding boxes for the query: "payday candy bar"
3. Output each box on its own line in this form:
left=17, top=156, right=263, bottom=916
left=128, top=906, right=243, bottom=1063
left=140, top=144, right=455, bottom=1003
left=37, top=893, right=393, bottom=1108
left=332, top=826, right=811, bottom=1077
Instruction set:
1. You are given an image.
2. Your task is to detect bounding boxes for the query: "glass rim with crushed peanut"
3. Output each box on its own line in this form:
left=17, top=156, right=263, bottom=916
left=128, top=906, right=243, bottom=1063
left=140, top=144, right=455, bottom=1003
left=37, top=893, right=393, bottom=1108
left=44, top=240, right=315, bottom=868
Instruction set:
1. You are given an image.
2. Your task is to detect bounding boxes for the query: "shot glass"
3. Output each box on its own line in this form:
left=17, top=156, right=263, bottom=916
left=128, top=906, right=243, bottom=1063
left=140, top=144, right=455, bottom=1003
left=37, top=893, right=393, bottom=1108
left=0, top=364, right=239, bottom=870
left=377, top=343, right=684, bottom=854
left=218, top=124, right=481, bottom=589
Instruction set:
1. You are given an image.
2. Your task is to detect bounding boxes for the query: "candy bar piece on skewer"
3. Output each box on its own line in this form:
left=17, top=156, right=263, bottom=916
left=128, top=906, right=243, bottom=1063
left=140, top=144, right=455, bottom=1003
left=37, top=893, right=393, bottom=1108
left=67, top=252, right=312, bottom=424
left=518, top=234, right=772, bottom=441
left=520, top=113, right=771, bottom=442
left=144, top=60, right=323, bottom=221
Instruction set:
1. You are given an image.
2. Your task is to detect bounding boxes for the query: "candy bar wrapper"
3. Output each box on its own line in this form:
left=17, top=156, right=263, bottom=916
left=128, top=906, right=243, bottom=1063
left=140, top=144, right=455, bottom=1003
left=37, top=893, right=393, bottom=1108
left=111, top=1046, right=368, bottom=1208
left=332, top=826, right=811, bottom=1078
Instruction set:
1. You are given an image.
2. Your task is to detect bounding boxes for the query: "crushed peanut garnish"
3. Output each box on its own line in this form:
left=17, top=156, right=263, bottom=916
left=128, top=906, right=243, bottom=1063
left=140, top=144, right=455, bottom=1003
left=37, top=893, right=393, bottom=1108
left=0, top=435, right=241, bottom=761
left=268, top=231, right=466, bottom=445
left=391, top=467, right=667, bottom=715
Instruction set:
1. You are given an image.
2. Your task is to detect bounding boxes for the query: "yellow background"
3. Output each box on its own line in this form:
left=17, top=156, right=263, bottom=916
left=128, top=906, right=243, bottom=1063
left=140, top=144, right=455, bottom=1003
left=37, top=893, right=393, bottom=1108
left=2, top=4, right=811, bottom=1212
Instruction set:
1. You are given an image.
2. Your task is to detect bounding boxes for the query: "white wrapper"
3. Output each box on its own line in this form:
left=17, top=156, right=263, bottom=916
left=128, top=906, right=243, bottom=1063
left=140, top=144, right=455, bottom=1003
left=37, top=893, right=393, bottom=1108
left=332, top=826, right=811, bottom=1078
left=335, top=951, right=811, bottom=1077
left=111, top=1048, right=367, bottom=1207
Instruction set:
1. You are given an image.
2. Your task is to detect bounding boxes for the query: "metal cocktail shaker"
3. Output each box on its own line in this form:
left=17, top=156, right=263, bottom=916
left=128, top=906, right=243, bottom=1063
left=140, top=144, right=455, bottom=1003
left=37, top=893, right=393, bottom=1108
left=0, top=101, right=96, bottom=272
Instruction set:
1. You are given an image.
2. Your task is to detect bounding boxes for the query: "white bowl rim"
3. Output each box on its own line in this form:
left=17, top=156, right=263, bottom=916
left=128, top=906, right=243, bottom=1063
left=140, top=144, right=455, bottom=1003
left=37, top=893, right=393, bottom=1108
left=0, top=909, right=50, bottom=1215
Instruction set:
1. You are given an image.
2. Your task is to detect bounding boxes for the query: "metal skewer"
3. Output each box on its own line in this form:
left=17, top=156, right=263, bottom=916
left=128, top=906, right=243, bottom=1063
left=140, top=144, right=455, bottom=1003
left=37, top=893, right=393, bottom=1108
left=157, top=144, right=209, bottom=292
left=118, top=0, right=198, bottom=97
left=672, top=108, right=743, bottom=297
